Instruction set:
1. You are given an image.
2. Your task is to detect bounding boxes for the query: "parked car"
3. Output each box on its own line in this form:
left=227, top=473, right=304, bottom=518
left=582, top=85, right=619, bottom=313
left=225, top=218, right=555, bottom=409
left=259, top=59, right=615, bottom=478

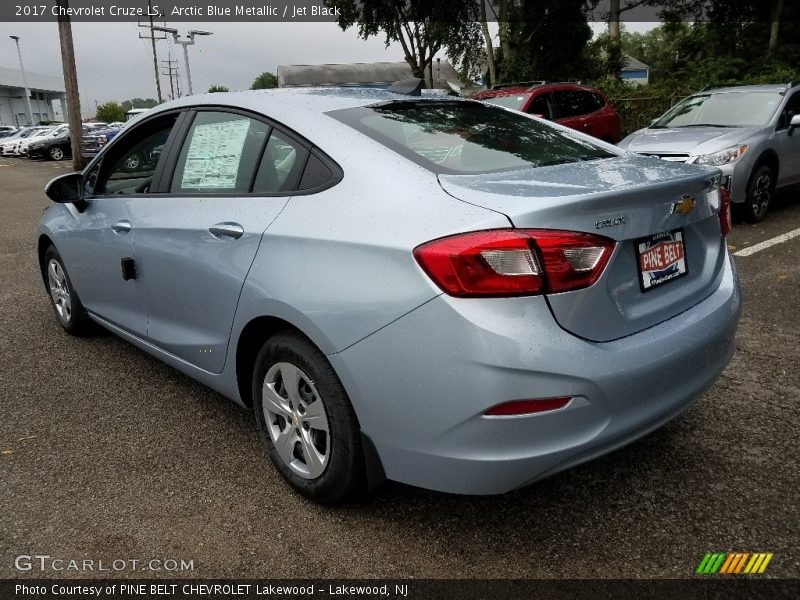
left=0, top=126, right=54, bottom=156
left=27, top=130, right=72, bottom=161
left=18, top=125, right=68, bottom=156
left=0, top=125, right=18, bottom=139
left=38, top=85, right=740, bottom=503
left=82, top=125, right=123, bottom=158
left=619, top=83, right=800, bottom=223
left=471, top=82, right=622, bottom=143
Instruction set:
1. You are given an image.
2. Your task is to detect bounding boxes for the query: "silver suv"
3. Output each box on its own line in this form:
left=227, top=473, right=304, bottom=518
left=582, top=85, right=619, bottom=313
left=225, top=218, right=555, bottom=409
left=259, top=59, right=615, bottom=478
left=619, top=83, right=800, bottom=222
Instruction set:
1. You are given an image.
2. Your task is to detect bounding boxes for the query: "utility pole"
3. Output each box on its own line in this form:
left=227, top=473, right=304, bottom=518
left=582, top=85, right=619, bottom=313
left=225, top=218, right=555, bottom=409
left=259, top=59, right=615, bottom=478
left=153, top=27, right=212, bottom=96
left=55, top=0, right=84, bottom=171
left=161, top=55, right=179, bottom=100
left=138, top=0, right=166, bottom=103
left=9, top=36, right=34, bottom=125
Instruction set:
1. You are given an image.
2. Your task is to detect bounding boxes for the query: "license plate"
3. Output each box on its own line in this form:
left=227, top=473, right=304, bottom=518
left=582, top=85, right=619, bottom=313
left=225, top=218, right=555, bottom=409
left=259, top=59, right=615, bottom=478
left=636, top=229, right=688, bottom=292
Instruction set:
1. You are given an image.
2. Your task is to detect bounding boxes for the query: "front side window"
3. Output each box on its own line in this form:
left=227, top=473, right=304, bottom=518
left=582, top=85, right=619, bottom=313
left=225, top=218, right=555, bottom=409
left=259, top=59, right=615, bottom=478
left=654, top=91, right=783, bottom=128
left=330, top=101, right=614, bottom=175
left=778, top=91, right=800, bottom=130
left=528, top=93, right=553, bottom=119
left=93, top=115, right=177, bottom=195
left=171, top=111, right=270, bottom=194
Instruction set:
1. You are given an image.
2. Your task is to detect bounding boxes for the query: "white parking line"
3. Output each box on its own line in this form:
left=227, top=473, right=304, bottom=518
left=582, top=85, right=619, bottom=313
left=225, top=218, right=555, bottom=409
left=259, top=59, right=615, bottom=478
left=734, top=227, right=800, bottom=257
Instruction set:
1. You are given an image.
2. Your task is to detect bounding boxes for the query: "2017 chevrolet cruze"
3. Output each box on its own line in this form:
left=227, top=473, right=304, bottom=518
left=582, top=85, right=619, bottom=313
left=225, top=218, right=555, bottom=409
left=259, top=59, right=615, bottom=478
left=38, top=84, right=741, bottom=503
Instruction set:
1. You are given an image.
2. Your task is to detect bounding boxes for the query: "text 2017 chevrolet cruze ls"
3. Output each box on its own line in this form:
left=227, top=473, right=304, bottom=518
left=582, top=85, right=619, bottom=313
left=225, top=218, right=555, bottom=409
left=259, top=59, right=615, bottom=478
left=38, top=85, right=740, bottom=503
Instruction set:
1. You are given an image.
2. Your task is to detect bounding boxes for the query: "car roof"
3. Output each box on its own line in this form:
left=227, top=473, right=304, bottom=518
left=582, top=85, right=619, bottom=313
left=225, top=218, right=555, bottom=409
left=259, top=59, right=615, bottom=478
left=699, top=84, right=791, bottom=94
left=142, top=87, right=470, bottom=139
left=472, top=82, right=599, bottom=99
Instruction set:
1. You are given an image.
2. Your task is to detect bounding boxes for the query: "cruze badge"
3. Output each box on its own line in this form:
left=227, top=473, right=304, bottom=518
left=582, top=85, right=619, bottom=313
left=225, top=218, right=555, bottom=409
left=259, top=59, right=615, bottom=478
left=595, top=216, right=626, bottom=229
left=671, top=195, right=696, bottom=215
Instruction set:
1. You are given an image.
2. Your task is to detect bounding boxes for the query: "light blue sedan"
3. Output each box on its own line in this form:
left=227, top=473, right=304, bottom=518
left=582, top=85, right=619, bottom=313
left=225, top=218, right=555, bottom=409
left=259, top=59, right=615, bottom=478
left=38, top=84, right=741, bottom=502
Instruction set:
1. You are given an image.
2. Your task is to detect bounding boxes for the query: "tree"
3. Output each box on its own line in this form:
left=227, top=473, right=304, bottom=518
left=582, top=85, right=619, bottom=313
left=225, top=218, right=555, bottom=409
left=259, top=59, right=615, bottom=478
left=95, top=101, right=125, bottom=123
left=251, top=72, right=279, bottom=89
left=208, top=84, right=229, bottom=93
left=498, top=0, right=593, bottom=83
left=332, top=0, right=481, bottom=84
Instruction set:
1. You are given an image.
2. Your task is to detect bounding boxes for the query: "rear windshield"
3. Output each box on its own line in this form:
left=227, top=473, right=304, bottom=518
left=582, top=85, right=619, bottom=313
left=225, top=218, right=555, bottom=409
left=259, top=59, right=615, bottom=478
left=480, top=94, right=530, bottom=111
left=329, top=101, right=614, bottom=175
left=654, top=91, right=782, bottom=128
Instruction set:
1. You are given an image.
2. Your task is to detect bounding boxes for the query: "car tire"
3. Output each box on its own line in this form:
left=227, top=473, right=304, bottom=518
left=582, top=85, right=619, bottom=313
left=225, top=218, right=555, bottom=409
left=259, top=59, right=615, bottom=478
left=737, top=164, right=775, bottom=224
left=252, top=331, right=366, bottom=504
left=43, top=245, right=94, bottom=336
left=49, top=146, right=66, bottom=161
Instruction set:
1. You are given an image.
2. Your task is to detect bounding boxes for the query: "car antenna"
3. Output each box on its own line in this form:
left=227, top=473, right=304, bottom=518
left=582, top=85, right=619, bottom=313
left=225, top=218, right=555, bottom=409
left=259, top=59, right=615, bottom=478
left=387, top=78, right=424, bottom=97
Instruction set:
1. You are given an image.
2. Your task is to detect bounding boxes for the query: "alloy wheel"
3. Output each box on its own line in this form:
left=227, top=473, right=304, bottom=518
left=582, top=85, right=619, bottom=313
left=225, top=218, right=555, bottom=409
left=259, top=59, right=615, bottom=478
left=262, top=362, right=330, bottom=479
left=50, top=147, right=64, bottom=161
left=751, top=173, right=772, bottom=219
left=47, top=259, right=72, bottom=324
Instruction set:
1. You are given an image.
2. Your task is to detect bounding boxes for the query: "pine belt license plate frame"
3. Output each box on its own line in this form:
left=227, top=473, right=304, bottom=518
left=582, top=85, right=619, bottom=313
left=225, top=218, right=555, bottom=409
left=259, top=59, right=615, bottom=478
left=635, top=228, right=689, bottom=293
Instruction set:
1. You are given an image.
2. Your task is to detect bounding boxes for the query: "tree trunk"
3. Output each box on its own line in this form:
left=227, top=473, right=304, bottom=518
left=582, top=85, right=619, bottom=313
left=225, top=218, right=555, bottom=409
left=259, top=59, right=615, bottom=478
left=480, top=2, right=496, bottom=86
left=607, top=0, right=623, bottom=79
left=768, top=0, right=785, bottom=55
left=498, top=0, right=512, bottom=67
left=55, top=0, right=84, bottom=171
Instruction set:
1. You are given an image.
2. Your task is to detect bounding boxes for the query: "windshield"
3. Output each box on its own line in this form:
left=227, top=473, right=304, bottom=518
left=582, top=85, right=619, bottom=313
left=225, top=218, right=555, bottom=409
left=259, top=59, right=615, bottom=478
left=654, top=91, right=782, bottom=128
left=480, top=94, right=530, bottom=111
left=330, top=101, right=613, bottom=175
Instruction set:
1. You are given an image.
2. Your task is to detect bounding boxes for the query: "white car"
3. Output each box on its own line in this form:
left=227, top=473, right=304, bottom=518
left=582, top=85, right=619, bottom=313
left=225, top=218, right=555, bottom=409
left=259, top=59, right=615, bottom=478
left=0, top=127, right=51, bottom=156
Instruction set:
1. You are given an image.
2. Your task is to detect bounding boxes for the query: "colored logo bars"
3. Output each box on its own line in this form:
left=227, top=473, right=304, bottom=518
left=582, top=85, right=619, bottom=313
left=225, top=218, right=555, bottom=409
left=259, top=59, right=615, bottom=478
left=696, top=552, right=773, bottom=574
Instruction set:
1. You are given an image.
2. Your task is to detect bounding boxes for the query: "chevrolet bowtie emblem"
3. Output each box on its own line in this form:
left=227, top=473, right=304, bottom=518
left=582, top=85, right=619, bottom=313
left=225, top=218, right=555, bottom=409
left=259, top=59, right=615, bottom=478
left=671, top=196, right=696, bottom=215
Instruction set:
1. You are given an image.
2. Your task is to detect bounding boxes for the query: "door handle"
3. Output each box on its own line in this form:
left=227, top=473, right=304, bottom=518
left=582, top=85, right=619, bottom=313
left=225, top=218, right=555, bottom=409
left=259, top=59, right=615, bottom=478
left=209, top=222, right=244, bottom=240
left=112, top=220, right=132, bottom=234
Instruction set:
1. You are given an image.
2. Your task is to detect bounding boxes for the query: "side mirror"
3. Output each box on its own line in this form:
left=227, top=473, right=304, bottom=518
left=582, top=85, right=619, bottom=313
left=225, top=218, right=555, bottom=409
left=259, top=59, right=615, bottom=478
left=45, top=172, right=84, bottom=204
left=789, top=114, right=800, bottom=131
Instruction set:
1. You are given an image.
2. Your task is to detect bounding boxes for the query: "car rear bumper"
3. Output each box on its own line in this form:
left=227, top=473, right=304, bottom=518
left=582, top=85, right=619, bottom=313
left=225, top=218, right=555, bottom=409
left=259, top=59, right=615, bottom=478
left=330, top=252, right=741, bottom=495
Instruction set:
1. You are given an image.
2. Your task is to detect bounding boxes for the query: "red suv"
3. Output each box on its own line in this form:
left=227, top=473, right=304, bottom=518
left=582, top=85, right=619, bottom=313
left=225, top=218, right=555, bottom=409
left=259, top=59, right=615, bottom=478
left=471, top=82, right=621, bottom=143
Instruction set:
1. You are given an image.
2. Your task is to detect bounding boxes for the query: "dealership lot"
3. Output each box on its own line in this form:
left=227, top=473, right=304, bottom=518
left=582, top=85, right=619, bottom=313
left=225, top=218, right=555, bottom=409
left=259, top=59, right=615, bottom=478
left=1, top=158, right=798, bottom=578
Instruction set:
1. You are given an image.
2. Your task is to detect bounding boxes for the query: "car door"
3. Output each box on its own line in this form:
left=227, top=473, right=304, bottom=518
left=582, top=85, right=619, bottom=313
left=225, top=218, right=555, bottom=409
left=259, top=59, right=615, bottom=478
left=776, top=90, right=800, bottom=186
left=64, top=112, right=181, bottom=337
left=135, top=109, right=308, bottom=373
left=553, top=89, right=597, bottom=137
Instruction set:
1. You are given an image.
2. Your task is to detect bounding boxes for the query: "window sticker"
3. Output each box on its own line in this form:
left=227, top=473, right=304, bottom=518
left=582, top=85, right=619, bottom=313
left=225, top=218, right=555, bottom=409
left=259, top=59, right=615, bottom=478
left=181, top=118, right=250, bottom=189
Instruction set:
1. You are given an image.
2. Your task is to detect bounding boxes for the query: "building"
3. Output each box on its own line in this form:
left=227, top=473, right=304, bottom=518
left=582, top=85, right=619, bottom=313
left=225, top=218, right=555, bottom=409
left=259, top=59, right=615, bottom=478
left=621, top=56, right=651, bottom=86
left=277, top=60, right=463, bottom=92
left=0, top=65, right=65, bottom=126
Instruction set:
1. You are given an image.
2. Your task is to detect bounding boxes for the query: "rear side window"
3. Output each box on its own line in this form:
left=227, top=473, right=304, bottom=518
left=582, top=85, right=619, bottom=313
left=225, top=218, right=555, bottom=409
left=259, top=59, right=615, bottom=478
left=252, top=131, right=309, bottom=193
left=554, top=91, right=602, bottom=118
left=298, top=153, right=333, bottom=190
left=171, top=111, right=270, bottom=194
left=330, top=101, right=613, bottom=175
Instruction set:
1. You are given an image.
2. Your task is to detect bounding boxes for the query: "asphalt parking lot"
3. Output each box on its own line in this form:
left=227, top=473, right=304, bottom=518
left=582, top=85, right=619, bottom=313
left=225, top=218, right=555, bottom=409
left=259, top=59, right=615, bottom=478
left=1, top=157, right=798, bottom=580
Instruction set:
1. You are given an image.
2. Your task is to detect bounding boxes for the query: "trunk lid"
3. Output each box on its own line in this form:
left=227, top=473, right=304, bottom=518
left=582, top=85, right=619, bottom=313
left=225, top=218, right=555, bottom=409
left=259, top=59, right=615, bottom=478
left=438, top=154, right=726, bottom=341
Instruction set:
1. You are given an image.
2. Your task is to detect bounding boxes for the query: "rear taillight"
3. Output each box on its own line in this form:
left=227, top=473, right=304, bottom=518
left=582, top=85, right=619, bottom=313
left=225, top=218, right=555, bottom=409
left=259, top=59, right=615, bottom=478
left=719, top=187, right=731, bottom=237
left=413, top=229, right=615, bottom=297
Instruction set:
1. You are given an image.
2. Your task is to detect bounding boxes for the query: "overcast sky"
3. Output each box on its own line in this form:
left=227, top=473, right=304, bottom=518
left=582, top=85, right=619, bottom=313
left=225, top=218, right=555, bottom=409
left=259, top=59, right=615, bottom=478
left=1, top=20, right=655, bottom=117
left=1, top=21, right=407, bottom=114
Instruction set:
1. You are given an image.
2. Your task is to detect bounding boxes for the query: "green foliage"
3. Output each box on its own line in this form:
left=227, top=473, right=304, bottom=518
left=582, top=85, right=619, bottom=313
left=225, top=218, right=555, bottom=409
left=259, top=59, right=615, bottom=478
left=332, top=0, right=481, bottom=83
left=95, top=101, right=126, bottom=124
left=208, top=84, right=229, bottom=93
left=250, top=72, right=279, bottom=90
